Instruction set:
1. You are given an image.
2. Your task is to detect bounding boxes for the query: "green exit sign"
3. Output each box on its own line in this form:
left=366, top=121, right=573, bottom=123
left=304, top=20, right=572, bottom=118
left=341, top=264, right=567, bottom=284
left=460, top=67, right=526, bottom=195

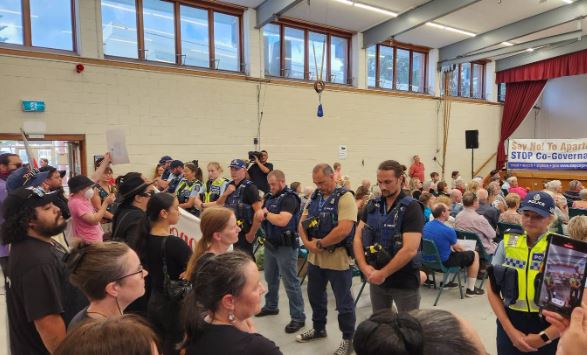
left=22, top=100, right=45, bottom=112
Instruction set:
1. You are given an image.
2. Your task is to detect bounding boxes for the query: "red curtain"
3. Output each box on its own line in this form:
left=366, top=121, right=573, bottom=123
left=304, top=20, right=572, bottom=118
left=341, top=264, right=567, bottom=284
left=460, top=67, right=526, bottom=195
left=496, top=80, right=546, bottom=169
left=496, top=48, right=587, bottom=84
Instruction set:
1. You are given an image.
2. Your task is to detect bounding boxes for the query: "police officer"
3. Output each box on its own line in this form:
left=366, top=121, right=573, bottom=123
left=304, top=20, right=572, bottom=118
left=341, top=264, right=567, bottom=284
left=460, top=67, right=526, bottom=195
left=296, top=163, right=356, bottom=355
left=254, top=170, right=306, bottom=334
left=488, top=191, right=560, bottom=354
left=212, top=159, right=262, bottom=258
left=353, top=160, right=425, bottom=313
left=165, top=160, right=184, bottom=193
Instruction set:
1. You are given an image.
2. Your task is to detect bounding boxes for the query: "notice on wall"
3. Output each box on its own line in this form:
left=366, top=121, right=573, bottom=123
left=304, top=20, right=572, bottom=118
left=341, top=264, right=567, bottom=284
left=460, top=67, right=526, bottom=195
left=338, top=145, right=348, bottom=160
left=507, top=138, right=587, bottom=170
left=106, top=128, right=130, bottom=165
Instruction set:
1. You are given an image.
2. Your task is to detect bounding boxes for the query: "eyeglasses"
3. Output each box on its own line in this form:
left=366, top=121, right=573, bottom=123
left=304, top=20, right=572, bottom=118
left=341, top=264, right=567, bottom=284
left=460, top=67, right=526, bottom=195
left=139, top=190, right=156, bottom=198
left=113, top=265, right=145, bottom=282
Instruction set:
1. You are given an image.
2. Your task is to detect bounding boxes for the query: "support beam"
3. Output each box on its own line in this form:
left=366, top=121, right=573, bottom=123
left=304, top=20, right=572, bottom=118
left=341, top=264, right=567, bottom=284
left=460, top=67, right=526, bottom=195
left=439, top=0, right=587, bottom=61
left=440, top=30, right=583, bottom=68
left=255, top=0, right=303, bottom=29
left=496, top=39, right=587, bottom=72
left=362, top=0, right=480, bottom=49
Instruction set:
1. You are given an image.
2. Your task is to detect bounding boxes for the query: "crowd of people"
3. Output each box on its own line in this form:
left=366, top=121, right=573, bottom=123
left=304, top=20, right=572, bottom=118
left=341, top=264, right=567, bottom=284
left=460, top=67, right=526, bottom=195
left=1, top=150, right=587, bottom=355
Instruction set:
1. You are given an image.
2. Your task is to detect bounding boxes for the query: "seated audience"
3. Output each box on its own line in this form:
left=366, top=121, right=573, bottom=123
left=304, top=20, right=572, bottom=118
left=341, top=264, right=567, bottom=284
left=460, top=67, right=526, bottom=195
left=475, top=188, right=499, bottom=230
left=66, top=242, right=147, bottom=329
left=290, top=181, right=302, bottom=194
left=409, top=178, right=423, bottom=200
left=454, top=178, right=465, bottom=194
left=355, top=185, right=370, bottom=212
left=422, top=180, right=437, bottom=195
left=419, top=192, right=435, bottom=222
left=451, top=170, right=461, bottom=189
left=545, top=180, right=568, bottom=207
left=567, top=216, right=587, bottom=242
left=423, top=203, right=483, bottom=296
left=142, top=192, right=192, bottom=355
left=432, top=196, right=455, bottom=227
left=184, top=207, right=240, bottom=281
left=300, top=186, right=314, bottom=213
left=507, top=176, right=528, bottom=199
left=498, top=193, right=522, bottom=225
left=353, top=309, right=486, bottom=355
left=430, top=171, right=440, bottom=184
left=487, top=181, right=506, bottom=213
left=564, top=180, right=584, bottom=206
left=449, top=189, right=464, bottom=218
left=455, top=192, right=497, bottom=255
left=466, top=180, right=480, bottom=194
left=54, top=314, right=161, bottom=355
left=571, top=189, right=587, bottom=209
left=437, top=181, right=450, bottom=197
left=360, top=178, right=371, bottom=191
left=182, top=251, right=281, bottom=355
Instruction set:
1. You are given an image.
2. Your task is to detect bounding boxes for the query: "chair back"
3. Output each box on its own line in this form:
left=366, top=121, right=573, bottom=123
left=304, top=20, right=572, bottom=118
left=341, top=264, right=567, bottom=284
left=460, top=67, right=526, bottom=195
left=570, top=208, right=587, bottom=218
left=422, top=239, right=445, bottom=271
left=456, top=229, right=492, bottom=262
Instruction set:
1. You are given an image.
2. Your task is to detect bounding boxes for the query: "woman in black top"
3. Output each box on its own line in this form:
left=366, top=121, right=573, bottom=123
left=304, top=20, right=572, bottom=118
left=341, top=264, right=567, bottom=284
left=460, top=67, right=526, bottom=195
left=182, top=251, right=282, bottom=355
left=143, top=192, right=192, bottom=355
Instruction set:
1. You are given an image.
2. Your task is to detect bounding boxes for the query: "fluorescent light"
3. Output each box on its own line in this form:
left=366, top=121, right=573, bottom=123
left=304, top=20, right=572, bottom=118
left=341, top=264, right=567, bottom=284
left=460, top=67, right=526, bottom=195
left=425, top=22, right=475, bottom=37
left=354, top=3, right=397, bottom=17
left=526, top=48, right=534, bottom=52
left=334, top=0, right=353, bottom=5
left=502, top=42, right=514, bottom=46
left=562, top=0, right=573, bottom=4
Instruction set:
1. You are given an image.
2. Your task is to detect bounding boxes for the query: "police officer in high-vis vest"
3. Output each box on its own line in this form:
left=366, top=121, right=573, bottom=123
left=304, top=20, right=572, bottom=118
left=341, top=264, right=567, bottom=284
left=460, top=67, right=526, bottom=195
left=354, top=160, right=425, bottom=314
left=488, top=191, right=560, bottom=354
left=254, top=170, right=306, bottom=334
left=296, top=164, right=357, bottom=355
left=211, top=159, right=262, bottom=258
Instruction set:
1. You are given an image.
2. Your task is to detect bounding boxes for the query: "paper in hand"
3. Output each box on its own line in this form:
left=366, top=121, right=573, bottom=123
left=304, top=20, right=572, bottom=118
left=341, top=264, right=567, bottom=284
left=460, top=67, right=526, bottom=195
left=106, top=128, right=130, bottom=165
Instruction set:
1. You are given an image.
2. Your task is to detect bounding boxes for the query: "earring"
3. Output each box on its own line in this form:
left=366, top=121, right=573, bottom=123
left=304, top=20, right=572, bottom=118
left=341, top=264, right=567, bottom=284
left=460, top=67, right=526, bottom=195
left=228, top=313, right=236, bottom=322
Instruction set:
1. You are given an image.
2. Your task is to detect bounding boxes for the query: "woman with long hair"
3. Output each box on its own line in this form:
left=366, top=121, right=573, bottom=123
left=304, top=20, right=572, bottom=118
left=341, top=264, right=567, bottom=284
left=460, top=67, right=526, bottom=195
left=143, top=192, right=192, bottom=355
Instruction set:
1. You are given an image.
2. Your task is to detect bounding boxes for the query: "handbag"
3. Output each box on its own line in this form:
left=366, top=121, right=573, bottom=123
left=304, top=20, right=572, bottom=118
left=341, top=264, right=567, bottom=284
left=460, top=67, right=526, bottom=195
left=161, top=236, right=192, bottom=302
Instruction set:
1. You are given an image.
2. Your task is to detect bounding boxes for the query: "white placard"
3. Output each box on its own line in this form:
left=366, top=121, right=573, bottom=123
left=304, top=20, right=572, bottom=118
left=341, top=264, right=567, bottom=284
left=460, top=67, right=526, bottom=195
left=170, top=207, right=202, bottom=251
left=338, top=145, right=348, bottom=160
left=106, top=128, right=130, bottom=165
left=507, top=138, right=587, bottom=170
left=457, top=239, right=477, bottom=252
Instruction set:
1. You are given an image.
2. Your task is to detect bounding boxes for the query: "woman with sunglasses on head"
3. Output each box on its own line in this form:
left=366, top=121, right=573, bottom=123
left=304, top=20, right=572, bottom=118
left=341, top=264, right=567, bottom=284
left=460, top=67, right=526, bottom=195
left=66, top=241, right=148, bottom=329
left=142, top=192, right=192, bottom=355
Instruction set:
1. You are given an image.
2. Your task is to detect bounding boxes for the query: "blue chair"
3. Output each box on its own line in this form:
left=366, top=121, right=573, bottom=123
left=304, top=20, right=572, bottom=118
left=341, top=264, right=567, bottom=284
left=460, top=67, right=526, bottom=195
left=421, top=239, right=464, bottom=306
left=570, top=208, right=587, bottom=218
left=297, top=246, right=309, bottom=285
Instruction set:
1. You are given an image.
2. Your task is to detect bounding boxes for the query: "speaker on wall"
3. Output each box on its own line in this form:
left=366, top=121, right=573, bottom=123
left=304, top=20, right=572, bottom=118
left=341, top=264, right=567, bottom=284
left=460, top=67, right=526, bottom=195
left=465, top=130, right=479, bottom=149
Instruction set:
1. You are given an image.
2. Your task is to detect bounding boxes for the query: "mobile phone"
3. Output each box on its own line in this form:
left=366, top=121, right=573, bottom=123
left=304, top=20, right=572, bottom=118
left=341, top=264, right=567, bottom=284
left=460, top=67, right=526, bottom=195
left=536, top=233, right=587, bottom=317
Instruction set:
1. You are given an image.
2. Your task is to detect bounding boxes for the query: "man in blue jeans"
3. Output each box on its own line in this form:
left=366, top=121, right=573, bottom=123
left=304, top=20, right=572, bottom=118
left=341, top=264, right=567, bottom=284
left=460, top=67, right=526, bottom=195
left=255, top=169, right=306, bottom=333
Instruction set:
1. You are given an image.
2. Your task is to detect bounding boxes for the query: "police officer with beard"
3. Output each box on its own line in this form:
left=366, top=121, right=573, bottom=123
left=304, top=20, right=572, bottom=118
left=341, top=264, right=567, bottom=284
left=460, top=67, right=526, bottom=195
left=353, top=160, right=425, bottom=313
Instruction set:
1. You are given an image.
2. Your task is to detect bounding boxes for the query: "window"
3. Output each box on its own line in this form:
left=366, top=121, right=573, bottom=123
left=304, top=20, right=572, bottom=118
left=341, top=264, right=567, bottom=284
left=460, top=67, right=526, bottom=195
left=0, top=0, right=74, bottom=51
left=443, top=61, right=486, bottom=99
left=498, top=82, right=506, bottom=102
left=100, top=0, right=243, bottom=72
left=367, top=42, right=428, bottom=93
left=263, top=19, right=351, bottom=84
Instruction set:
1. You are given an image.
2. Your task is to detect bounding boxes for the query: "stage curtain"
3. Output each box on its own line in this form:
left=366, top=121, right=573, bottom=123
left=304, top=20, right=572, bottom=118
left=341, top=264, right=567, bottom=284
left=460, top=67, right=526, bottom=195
left=496, top=80, right=547, bottom=169
left=496, top=49, right=587, bottom=84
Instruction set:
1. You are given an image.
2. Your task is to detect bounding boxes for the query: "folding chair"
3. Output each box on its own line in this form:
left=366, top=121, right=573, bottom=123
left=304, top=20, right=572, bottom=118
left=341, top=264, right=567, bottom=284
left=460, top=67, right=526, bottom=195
left=570, top=208, right=587, bottom=218
left=297, top=246, right=309, bottom=285
left=422, top=239, right=464, bottom=306
left=456, top=229, right=492, bottom=288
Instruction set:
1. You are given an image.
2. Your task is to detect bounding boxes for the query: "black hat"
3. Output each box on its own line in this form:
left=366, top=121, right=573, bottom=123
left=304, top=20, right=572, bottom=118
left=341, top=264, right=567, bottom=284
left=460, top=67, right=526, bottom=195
left=159, top=155, right=173, bottom=165
left=39, top=166, right=67, bottom=178
left=117, top=172, right=149, bottom=201
left=170, top=160, right=184, bottom=169
left=68, top=175, right=95, bottom=194
left=3, top=187, right=57, bottom=217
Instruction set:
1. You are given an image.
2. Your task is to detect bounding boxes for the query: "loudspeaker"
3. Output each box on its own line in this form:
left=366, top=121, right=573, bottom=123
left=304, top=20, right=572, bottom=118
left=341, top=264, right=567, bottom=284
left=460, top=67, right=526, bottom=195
left=465, top=130, right=479, bottom=149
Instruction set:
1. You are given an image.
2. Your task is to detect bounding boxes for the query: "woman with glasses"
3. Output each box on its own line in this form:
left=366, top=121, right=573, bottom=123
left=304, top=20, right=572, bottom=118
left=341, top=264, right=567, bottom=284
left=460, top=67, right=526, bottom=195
left=142, top=192, right=192, bottom=355
left=65, top=241, right=148, bottom=329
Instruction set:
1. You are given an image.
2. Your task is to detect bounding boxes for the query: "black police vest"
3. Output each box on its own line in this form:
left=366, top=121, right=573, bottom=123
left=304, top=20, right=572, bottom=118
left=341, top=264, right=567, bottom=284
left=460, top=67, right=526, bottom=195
left=306, top=187, right=355, bottom=246
left=263, top=188, right=300, bottom=241
left=225, top=180, right=254, bottom=231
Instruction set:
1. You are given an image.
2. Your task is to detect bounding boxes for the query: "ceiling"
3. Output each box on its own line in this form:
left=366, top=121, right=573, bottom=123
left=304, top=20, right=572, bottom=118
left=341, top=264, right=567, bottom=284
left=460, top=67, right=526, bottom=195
left=225, top=0, right=584, bottom=62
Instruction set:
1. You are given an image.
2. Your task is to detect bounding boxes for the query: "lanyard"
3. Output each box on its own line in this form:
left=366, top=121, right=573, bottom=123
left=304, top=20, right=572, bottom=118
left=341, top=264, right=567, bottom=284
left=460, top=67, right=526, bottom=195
left=318, top=194, right=330, bottom=210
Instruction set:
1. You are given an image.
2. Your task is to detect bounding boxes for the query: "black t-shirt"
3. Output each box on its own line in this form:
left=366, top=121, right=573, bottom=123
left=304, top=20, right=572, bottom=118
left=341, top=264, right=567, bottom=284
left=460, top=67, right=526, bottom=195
left=6, top=238, right=87, bottom=354
left=112, top=206, right=146, bottom=251
left=185, top=323, right=282, bottom=355
left=360, top=192, right=425, bottom=289
left=51, top=190, right=71, bottom=220
left=144, top=235, right=192, bottom=293
left=247, top=162, right=273, bottom=193
left=263, top=189, right=298, bottom=214
left=229, top=180, right=261, bottom=208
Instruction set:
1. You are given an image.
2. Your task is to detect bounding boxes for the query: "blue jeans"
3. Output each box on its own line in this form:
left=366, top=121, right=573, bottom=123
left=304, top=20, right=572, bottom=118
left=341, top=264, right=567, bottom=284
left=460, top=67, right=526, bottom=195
left=263, top=245, right=306, bottom=322
left=307, top=263, right=356, bottom=340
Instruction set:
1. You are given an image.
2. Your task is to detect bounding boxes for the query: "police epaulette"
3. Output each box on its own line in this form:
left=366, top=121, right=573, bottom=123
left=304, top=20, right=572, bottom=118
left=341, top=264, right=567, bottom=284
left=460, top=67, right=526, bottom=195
left=505, top=227, right=524, bottom=236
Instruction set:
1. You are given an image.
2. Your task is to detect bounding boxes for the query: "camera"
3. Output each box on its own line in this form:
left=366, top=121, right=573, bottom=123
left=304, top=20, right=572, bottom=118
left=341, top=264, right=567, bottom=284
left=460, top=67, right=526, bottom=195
left=248, top=151, right=262, bottom=160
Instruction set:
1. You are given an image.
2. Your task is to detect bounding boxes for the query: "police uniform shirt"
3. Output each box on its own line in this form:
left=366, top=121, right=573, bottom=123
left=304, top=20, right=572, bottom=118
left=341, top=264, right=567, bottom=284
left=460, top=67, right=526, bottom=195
left=265, top=189, right=298, bottom=216
left=229, top=180, right=260, bottom=232
left=359, top=191, right=425, bottom=289
left=303, top=191, right=357, bottom=271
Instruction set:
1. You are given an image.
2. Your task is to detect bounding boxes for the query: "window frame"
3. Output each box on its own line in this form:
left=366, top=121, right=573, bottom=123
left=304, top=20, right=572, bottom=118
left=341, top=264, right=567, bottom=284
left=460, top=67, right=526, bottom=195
left=103, top=0, right=245, bottom=72
left=264, top=18, right=352, bottom=85
left=0, top=0, right=77, bottom=53
left=370, top=40, right=429, bottom=94
left=497, top=82, right=506, bottom=103
left=446, top=60, right=487, bottom=99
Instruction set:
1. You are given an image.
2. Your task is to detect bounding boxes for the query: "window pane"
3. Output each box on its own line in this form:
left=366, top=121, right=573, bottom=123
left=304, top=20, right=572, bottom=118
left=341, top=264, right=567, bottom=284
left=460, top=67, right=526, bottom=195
left=411, top=51, right=425, bottom=93
left=214, top=12, right=239, bottom=71
left=143, top=0, right=175, bottom=63
left=180, top=5, right=208, bottom=67
left=0, top=0, right=23, bottom=44
left=263, top=23, right=280, bottom=76
left=283, top=27, right=304, bottom=80
left=379, top=46, right=393, bottom=89
left=308, top=31, right=326, bottom=81
left=330, top=36, right=347, bottom=84
left=101, top=0, right=138, bottom=58
left=449, top=69, right=458, bottom=96
left=460, top=62, right=471, bottom=97
left=472, top=63, right=483, bottom=99
left=367, top=45, right=376, bottom=87
left=498, top=82, right=506, bottom=102
left=30, top=0, right=73, bottom=50
left=395, top=48, right=409, bottom=91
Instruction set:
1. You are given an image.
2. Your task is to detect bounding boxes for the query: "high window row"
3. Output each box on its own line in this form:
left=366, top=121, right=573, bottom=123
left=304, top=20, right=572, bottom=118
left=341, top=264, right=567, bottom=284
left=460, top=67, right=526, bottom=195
left=366, top=43, right=428, bottom=93
left=444, top=62, right=486, bottom=99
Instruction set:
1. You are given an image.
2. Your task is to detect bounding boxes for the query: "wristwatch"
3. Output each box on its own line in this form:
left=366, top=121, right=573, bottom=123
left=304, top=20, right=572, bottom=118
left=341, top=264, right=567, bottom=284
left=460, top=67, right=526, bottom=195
left=539, top=331, right=552, bottom=344
left=263, top=211, right=269, bottom=220
left=316, top=240, right=324, bottom=250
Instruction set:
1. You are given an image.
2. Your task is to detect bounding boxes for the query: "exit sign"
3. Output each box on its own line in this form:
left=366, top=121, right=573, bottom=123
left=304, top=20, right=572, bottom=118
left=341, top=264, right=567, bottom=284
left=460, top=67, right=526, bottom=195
left=22, top=100, right=45, bottom=112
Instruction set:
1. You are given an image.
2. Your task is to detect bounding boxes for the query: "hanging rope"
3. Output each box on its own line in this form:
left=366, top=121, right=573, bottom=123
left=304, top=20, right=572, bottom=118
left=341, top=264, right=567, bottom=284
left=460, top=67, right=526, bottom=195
left=440, top=71, right=452, bottom=178
left=312, top=39, right=326, bottom=117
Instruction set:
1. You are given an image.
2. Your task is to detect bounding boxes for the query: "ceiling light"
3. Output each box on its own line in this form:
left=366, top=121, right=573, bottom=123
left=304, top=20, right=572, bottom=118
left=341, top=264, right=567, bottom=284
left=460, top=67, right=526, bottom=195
left=502, top=42, right=514, bottom=46
left=334, top=0, right=353, bottom=5
left=354, top=3, right=397, bottom=17
left=425, top=22, right=476, bottom=37
left=526, top=48, right=534, bottom=52
left=562, top=0, right=574, bottom=4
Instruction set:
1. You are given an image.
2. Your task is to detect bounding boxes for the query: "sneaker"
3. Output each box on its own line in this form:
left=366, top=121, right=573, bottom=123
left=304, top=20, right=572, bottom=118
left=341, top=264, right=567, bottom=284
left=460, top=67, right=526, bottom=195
left=466, top=287, right=485, bottom=297
left=334, top=339, right=353, bottom=355
left=423, top=279, right=435, bottom=288
left=296, top=328, right=327, bottom=343
left=255, top=308, right=279, bottom=317
left=440, top=281, right=459, bottom=288
left=285, top=320, right=305, bottom=333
